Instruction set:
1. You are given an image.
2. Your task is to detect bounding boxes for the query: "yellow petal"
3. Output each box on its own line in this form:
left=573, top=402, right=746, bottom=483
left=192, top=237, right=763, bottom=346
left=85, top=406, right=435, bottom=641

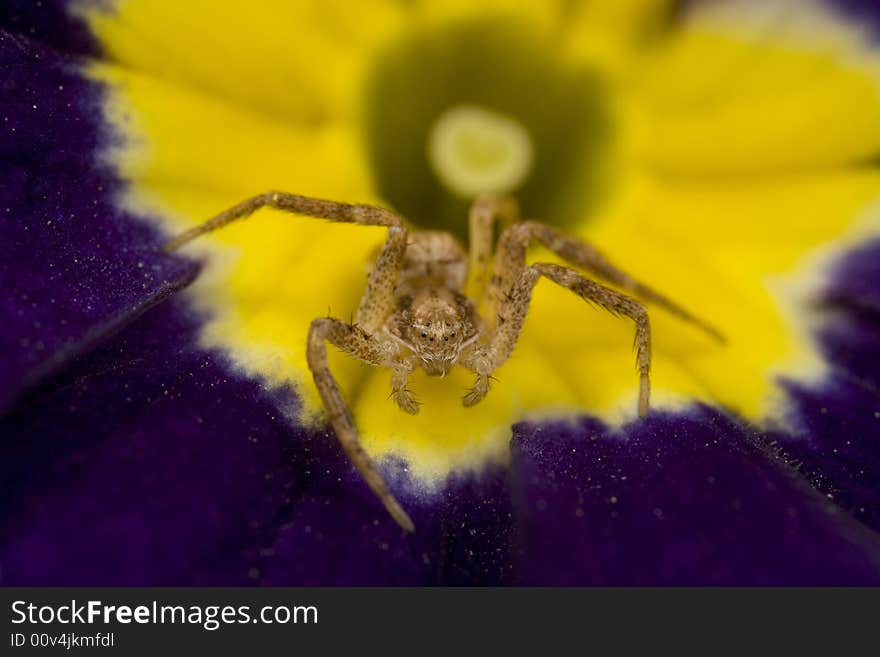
left=629, top=0, right=880, bottom=175
left=414, top=0, right=560, bottom=32
left=576, top=170, right=880, bottom=422
left=93, top=62, right=372, bottom=199
left=81, top=0, right=407, bottom=123
left=91, top=58, right=383, bottom=414
left=562, top=0, right=678, bottom=76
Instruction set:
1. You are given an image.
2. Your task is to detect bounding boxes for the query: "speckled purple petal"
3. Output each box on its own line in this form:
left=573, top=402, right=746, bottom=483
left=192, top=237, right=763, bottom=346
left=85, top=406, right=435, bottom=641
left=6, top=300, right=880, bottom=584
left=0, top=30, right=195, bottom=412
left=0, top=296, right=523, bottom=585
left=1, top=300, right=283, bottom=584
left=509, top=410, right=880, bottom=585
left=260, top=462, right=516, bottom=586
left=0, top=298, right=437, bottom=585
left=0, top=1, right=100, bottom=57
left=771, top=294, right=880, bottom=535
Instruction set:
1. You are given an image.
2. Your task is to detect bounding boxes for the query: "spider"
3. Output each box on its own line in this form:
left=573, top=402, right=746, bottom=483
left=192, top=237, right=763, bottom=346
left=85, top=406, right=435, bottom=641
left=165, top=192, right=723, bottom=532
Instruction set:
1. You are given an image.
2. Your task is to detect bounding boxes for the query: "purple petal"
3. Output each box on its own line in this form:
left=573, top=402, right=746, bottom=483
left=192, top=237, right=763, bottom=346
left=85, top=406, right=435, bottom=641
left=825, top=0, right=880, bottom=35
left=0, top=30, right=195, bottom=412
left=764, top=238, right=880, bottom=535
left=0, top=298, right=519, bottom=585
left=261, top=464, right=516, bottom=585
left=0, top=1, right=99, bottom=57
left=779, top=374, right=880, bottom=533
left=0, top=300, right=299, bottom=584
left=824, top=239, right=880, bottom=314
left=510, top=410, right=880, bottom=585
left=0, top=299, right=404, bottom=584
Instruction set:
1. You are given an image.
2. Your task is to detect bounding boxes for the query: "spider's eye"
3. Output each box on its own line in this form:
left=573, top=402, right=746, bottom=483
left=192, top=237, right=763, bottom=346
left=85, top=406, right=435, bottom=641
left=450, top=332, right=456, bottom=337
left=421, top=332, right=427, bottom=338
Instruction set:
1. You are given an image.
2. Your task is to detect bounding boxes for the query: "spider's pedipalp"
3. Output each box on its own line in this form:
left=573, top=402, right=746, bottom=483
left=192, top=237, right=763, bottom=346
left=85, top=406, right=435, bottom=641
left=391, top=360, right=421, bottom=415
left=462, top=374, right=492, bottom=407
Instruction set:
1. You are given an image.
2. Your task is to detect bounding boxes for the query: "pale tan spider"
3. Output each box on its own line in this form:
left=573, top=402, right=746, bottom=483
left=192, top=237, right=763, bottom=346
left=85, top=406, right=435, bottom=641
left=165, top=192, right=723, bottom=532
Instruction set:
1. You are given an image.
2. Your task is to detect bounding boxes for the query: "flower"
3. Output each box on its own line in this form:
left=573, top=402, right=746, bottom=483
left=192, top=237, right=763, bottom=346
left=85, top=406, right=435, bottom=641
left=1, top=0, right=880, bottom=584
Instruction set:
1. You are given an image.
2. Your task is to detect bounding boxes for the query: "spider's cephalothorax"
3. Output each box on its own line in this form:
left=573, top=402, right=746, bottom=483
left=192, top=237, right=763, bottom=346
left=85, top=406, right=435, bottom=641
left=165, top=192, right=723, bottom=532
left=389, top=285, right=479, bottom=376
left=387, top=232, right=480, bottom=377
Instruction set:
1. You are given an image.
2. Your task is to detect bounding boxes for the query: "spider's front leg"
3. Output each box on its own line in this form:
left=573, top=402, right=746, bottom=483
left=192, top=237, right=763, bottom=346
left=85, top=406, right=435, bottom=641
left=308, top=318, right=414, bottom=532
left=533, top=263, right=652, bottom=418
left=163, top=190, right=403, bottom=252
left=490, top=219, right=724, bottom=343
left=459, top=262, right=652, bottom=418
left=459, top=266, right=540, bottom=408
left=165, top=191, right=416, bottom=529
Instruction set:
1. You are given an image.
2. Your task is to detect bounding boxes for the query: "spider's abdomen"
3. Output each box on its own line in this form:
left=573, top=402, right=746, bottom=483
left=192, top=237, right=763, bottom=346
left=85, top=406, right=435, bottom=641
left=396, top=230, right=467, bottom=295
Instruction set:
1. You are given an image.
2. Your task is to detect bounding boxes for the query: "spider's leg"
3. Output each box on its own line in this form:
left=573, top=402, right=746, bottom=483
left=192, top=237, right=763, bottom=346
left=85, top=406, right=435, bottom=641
left=465, top=195, right=519, bottom=301
left=360, top=230, right=419, bottom=415
left=164, top=191, right=409, bottom=334
left=169, top=193, right=415, bottom=526
left=533, top=263, right=651, bottom=418
left=491, top=221, right=724, bottom=343
left=307, top=317, right=414, bottom=532
left=460, top=262, right=651, bottom=417
left=163, top=191, right=403, bottom=251
left=355, top=222, right=408, bottom=334
left=459, top=263, right=540, bottom=408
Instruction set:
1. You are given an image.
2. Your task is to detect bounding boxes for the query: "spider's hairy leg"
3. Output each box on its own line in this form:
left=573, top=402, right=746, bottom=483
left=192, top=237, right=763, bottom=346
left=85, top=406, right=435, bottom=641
left=493, top=221, right=724, bottom=343
left=307, top=317, right=415, bottom=532
left=163, top=191, right=403, bottom=252
left=532, top=263, right=652, bottom=418
left=164, top=188, right=408, bottom=334
left=460, top=261, right=652, bottom=417
left=353, top=218, right=416, bottom=406
left=356, top=223, right=408, bottom=334
left=465, top=195, right=519, bottom=300
left=459, top=266, right=540, bottom=408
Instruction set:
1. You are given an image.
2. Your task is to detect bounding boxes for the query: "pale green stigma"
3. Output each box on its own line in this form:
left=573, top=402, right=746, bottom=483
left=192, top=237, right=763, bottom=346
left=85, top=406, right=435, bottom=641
left=428, top=105, right=535, bottom=199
